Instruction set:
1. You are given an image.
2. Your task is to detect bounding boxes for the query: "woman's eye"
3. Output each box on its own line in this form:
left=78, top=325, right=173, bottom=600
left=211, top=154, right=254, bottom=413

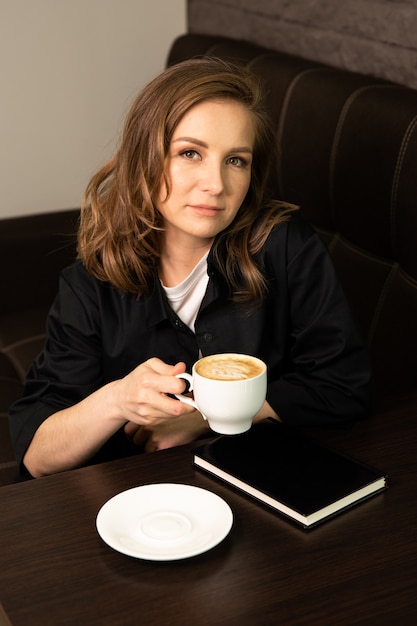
left=227, top=156, right=248, bottom=168
left=180, top=149, right=200, bottom=160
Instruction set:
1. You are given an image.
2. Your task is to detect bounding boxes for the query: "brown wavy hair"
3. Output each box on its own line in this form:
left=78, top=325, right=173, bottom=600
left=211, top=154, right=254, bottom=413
left=78, top=57, right=297, bottom=302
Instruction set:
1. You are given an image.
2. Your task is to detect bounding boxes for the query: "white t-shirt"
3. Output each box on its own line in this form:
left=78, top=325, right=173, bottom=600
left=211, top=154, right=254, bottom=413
left=162, top=252, right=209, bottom=332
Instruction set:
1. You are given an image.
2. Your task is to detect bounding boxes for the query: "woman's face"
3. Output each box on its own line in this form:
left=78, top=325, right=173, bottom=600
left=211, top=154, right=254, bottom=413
left=156, top=99, right=255, bottom=250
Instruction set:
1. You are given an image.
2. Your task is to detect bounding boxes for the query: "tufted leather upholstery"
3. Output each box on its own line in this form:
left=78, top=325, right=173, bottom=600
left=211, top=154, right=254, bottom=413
left=168, top=34, right=417, bottom=398
left=0, top=209, right=79, bottom=484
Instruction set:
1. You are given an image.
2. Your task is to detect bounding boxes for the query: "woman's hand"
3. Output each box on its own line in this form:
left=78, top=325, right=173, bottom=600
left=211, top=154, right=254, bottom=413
left=24, top=357, right=196, bottom=477
left=110, top=357, right=195, bottom=425
left=124, top=410, right=210, bottom=452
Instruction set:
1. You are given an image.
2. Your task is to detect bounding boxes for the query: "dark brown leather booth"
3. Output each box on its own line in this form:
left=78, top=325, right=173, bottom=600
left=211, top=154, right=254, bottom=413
left=0, top=210, right=79, bottom=484
left=168, top=34, right=417, bottom=399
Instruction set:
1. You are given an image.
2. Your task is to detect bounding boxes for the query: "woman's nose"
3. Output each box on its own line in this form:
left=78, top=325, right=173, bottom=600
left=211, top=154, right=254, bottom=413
left=199, top=162, right=225, bottom=194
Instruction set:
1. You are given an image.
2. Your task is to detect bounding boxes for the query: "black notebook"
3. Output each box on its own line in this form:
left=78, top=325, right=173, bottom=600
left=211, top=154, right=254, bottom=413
left=193, top=420, right=387, bottom=528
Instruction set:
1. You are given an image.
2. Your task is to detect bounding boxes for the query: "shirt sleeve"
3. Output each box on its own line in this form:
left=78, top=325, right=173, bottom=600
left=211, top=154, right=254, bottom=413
left=8, top=263, right=106, bottom=468
left=264, top=213, right=373, bottom=426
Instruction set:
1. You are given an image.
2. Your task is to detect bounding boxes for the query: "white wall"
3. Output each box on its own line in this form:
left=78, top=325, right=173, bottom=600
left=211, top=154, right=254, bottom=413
left=0, top=0, right=186, bottom=218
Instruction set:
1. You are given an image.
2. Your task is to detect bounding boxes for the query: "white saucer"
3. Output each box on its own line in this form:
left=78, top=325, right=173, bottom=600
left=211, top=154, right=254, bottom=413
left=96, top=483, right=233, bottom=561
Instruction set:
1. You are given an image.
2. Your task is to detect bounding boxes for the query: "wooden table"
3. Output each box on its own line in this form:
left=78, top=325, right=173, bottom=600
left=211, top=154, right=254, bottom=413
left=1, top=392, right=417, bottom=625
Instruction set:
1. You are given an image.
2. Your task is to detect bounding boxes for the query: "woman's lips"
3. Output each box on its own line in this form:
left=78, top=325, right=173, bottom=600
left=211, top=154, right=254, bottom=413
left=189, top=204, right=223, bottom=216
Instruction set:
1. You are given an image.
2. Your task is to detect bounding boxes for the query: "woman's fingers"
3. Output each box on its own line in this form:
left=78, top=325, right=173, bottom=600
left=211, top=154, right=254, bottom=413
left=115, top=358, right=191, bottom=424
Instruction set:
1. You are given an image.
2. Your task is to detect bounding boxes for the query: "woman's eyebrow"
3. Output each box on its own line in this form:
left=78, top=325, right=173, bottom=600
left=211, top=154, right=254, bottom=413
left=173, top=136, right=253, bottom=153
left=173, top=136, right=208, bottom=148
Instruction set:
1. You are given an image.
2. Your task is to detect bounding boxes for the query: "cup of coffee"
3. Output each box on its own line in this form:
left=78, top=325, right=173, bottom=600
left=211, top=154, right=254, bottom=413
left=175, top=353, right=267, bottom=434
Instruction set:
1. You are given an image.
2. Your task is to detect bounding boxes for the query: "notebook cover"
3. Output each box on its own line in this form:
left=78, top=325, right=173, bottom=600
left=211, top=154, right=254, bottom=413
left=193, top=420, right=387, bottom=527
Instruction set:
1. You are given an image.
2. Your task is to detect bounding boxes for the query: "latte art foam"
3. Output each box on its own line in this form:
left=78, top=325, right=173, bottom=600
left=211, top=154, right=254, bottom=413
left=195, top=354, right=264, bottom=381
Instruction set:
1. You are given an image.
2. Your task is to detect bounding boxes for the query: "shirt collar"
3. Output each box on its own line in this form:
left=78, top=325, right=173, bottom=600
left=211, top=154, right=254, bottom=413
left=141, top=255, right=226, bottom=328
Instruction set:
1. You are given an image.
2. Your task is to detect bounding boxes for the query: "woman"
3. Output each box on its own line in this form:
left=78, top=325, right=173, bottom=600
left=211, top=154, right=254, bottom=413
left=9, top=58, right=372, bottom=478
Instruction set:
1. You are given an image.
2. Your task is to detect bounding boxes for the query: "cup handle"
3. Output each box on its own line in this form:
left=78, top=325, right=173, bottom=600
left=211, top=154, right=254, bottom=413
left=174, top=373, right=200, bottom=412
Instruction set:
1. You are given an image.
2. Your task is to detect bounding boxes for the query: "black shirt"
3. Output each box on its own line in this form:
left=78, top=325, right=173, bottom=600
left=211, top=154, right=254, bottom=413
left=9, top=212, right=373, bottom=468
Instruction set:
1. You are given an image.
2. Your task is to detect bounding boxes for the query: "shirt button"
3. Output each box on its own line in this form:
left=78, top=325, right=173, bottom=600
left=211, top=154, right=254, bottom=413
left=203, top=332, right=212, bottom=342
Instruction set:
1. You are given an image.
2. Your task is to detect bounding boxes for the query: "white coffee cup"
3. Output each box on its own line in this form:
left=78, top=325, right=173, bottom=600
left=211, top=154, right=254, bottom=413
left=175, top=353, right=267, bottom=435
